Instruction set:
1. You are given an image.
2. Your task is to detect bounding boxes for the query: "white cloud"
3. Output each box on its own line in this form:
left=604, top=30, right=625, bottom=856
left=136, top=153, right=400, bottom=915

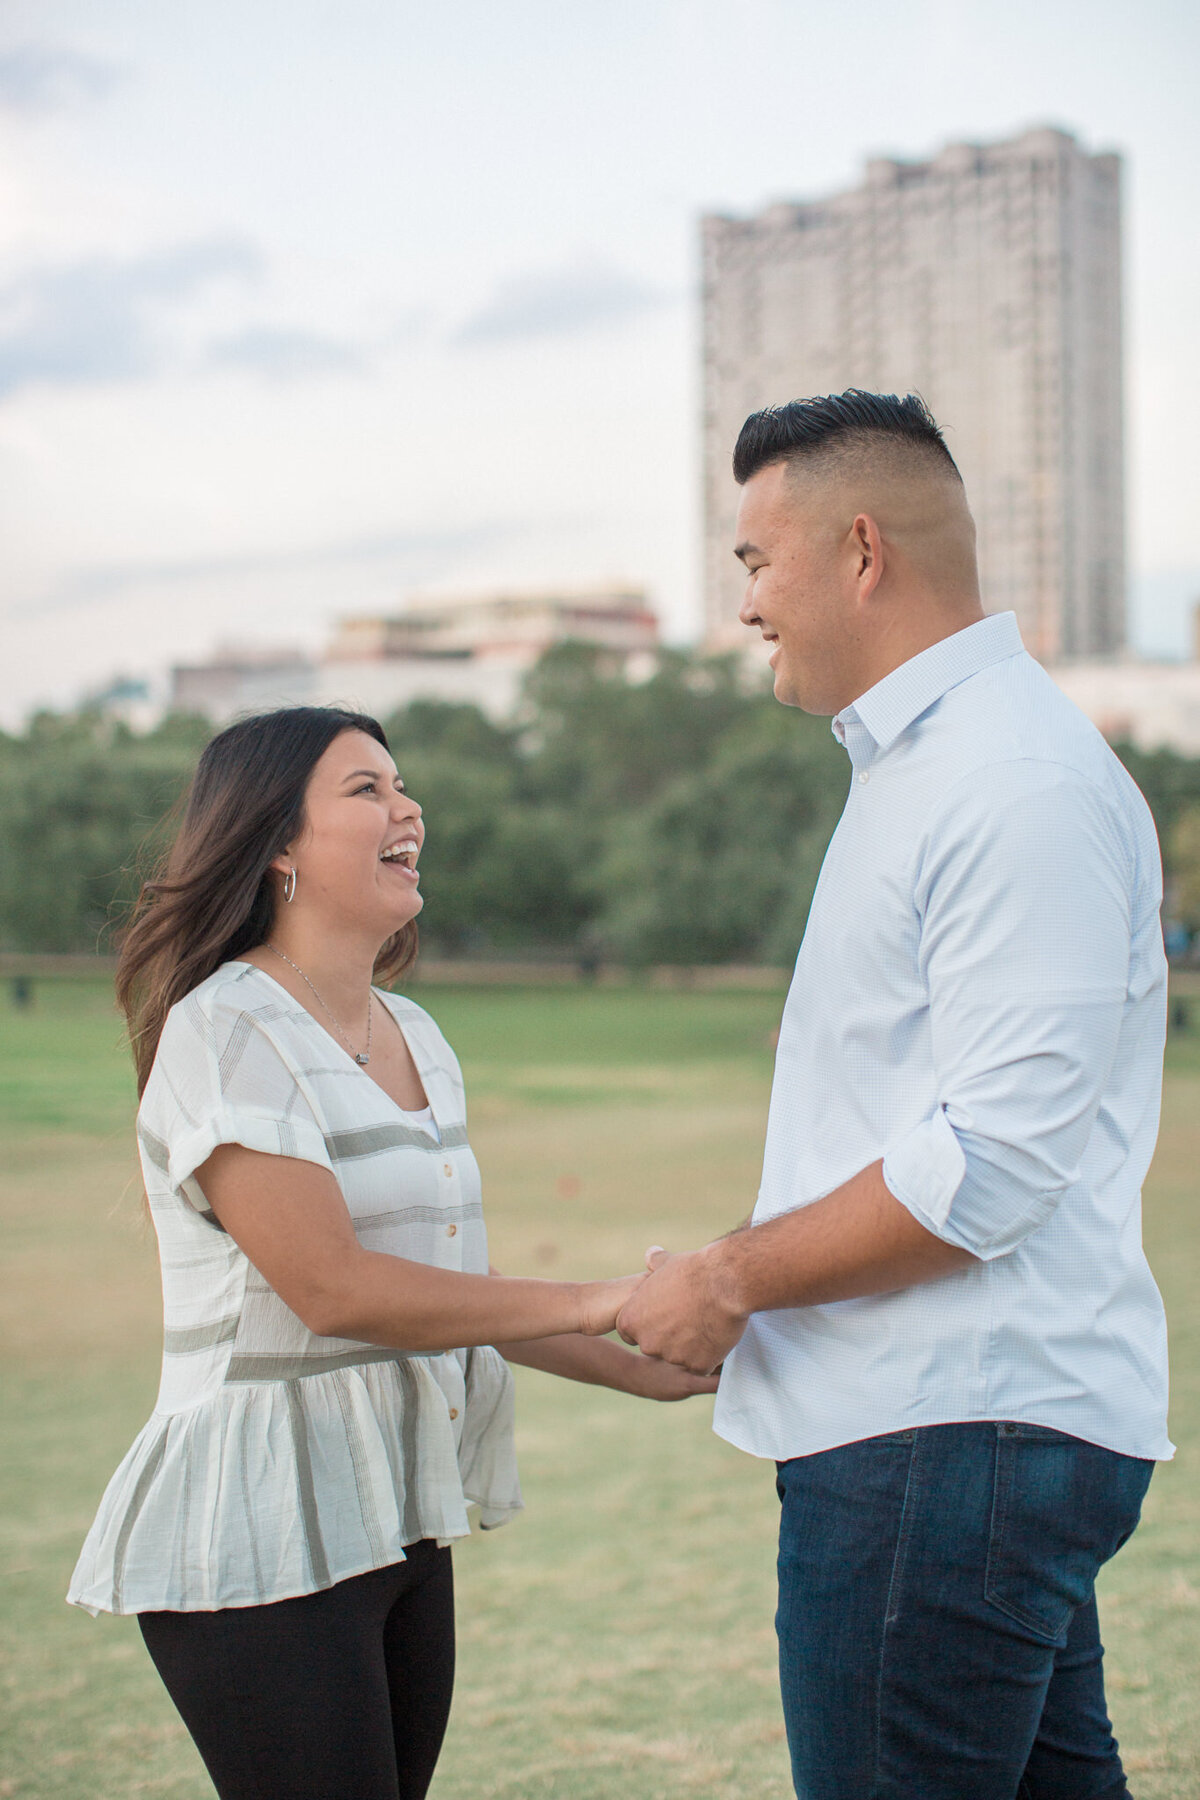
left=455, top=263, right=669, bottom=346
left=207, top=326, right=365, bottom=381
left=0, top=42, right=119, bottom=113
left=0, top=239, right=258, bottom=398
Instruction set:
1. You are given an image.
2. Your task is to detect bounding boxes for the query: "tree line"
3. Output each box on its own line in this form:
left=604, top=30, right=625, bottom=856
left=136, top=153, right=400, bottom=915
left=3, top=644, right=1200, bottom=966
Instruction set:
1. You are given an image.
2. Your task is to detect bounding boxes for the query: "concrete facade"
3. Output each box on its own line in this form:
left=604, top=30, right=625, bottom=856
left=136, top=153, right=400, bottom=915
left=702, top=127, right=1125, bottom=663
left=325, top=586, right=657, bottom=665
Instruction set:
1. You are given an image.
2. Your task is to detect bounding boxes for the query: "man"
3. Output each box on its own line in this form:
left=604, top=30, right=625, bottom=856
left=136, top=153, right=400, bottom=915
left=616, top=391, right=1171, bottom=1800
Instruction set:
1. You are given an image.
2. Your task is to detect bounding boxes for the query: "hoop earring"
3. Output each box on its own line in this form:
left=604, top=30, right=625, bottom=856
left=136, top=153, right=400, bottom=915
left=283, top=867, right=297, bottom=904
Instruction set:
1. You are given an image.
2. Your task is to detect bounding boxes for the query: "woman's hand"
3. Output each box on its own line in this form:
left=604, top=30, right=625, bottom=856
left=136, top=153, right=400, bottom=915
left=497, top=1325, right=721, bottom=1400
left=480, top=1264, right=719, bottom=1398
left=574, top=1272, right=647, bottom=1336
left=626, top=1355, right=722, bottom=1401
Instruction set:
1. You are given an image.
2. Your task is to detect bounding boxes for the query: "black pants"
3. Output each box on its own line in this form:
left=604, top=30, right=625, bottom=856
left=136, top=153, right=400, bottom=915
left=139, top=1540, right=455, bottom=1800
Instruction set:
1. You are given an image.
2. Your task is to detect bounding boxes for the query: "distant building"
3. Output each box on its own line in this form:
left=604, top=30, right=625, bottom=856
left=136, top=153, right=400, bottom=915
left=169, top=646, right=315, bottom=721
left=162, top=589, right=660, bottom=726
left=317, top=585, right=659, bottom=720
left=82, top=673, right=164, bottom=733
left=702, top=126, right=1125, bottom=663
left=1050, top=660, right=1200, bottom=757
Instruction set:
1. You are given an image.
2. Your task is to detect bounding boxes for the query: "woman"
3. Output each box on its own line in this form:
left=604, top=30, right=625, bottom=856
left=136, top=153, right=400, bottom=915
left=68, top=705, right=715, bottom=1800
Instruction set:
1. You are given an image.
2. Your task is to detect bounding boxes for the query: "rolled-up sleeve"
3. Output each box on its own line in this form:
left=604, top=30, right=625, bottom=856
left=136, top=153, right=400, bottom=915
left=881, top=758, right=1134, bottom=1259
left=148, top=995, right=334, bottom=1204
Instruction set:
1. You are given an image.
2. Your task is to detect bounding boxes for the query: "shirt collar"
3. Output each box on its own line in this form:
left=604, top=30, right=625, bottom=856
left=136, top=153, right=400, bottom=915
left=832, top=612, right=1024, bottom=768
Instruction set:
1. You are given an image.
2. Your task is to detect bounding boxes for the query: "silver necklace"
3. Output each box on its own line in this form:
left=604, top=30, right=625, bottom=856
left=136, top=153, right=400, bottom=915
left=265, top=944, right=374, bottom=1066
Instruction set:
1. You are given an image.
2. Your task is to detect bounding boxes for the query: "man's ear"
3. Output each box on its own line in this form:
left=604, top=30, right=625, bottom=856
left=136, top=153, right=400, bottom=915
left=851, top=513, right=885, bottom=599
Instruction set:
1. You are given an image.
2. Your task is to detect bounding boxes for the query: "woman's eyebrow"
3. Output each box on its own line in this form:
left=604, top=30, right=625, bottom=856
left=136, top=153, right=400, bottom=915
left=341, top=768, right=404, bottom=789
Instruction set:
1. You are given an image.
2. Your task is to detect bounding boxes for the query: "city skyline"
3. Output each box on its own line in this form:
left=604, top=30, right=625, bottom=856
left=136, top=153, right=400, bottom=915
left=2, top=1, right=1198, bottom=726
left=703, top=127, right=1125, bottom=663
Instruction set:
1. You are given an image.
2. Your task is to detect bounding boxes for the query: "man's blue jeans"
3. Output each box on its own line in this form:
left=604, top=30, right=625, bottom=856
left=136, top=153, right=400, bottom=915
left=775, top=1422, right=1153, bottom=1800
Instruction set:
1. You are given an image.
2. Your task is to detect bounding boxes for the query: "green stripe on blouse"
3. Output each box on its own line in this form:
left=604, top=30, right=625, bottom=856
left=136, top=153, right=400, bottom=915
left=284, top=1380, right=330, bottom=1590
left=323, top=1121, right=469, bottom=1162
left=163, top=1314, right=241, bottom=1355
left=224, top=1346, right=431, bottom=1382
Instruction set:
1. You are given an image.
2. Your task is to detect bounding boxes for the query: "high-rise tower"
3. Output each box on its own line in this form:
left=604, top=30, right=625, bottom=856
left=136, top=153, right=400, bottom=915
left=702, top=127, right=1124, bottom=662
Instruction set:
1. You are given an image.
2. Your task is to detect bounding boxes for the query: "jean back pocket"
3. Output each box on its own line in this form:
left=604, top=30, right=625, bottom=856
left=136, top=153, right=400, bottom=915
left=984, top=1423, right=1152, bottom=1645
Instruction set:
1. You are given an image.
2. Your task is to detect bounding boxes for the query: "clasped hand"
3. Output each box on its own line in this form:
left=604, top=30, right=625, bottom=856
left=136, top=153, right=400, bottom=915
left=614, top=1243, right=747, bottom=1376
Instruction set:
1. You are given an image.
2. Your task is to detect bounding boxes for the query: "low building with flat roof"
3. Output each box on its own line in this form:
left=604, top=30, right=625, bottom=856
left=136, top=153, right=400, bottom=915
left=169, top=646, right=315, bottom=721
left=1049, top=659, right=1200, bottom=757
left=318, top=584, right=659, bottom=719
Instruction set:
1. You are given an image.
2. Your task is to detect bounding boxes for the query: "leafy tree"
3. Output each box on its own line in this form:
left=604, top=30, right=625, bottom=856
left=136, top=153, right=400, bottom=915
left=0, top=711, right=210, bottom=953
left=590, top=703, right=848, bottom=965
left=1113, top=743, right=1200, bottom=859
left=8, top=656, right=1195, bottom=968
left=520, top=643, right=755, bottom=812
left=1168, top=806, right=1200, bottom=932
left=383, top=751, right=585, bottom=954
left=381, top=699, right=520, bottom=773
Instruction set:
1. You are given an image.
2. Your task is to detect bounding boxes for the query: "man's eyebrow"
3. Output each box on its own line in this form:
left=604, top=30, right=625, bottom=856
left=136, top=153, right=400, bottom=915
left=733, top=540, right=762, bottom=565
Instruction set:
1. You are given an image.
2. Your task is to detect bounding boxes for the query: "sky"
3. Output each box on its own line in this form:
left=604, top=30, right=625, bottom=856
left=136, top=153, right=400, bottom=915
left=2, top=0, right=1199, bottom=726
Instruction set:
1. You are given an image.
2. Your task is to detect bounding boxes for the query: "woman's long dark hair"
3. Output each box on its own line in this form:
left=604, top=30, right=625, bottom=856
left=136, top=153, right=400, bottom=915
left=116, top=706, right=418, bottom=1094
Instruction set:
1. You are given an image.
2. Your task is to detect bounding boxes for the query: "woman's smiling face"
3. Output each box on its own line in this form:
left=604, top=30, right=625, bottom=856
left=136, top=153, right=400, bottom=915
left=274, top=729, right=425, bottom=938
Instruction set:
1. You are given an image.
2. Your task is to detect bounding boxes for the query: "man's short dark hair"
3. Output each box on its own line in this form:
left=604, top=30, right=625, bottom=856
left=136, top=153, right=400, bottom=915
left=732, top=390, right=961, bottom=486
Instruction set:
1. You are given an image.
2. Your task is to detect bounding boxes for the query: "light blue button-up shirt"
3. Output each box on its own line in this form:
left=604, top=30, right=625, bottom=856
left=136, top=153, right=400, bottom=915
left=714, top=612, right=1172, bottom=1463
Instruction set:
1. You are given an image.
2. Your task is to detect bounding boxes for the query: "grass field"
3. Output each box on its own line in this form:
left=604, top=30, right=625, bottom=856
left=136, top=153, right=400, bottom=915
left=1, top=975, right=1198, bottom=1798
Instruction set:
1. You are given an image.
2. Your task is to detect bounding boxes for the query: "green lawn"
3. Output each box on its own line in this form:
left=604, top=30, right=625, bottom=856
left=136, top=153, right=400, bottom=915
left=1, top=976, right=1198, bottom=1798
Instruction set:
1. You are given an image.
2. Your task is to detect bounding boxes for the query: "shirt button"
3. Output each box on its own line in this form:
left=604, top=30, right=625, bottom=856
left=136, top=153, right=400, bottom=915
left=443, top=1162, right=453, bottom=1177
left=446, top=1223, right=457, bottom=1237
left=857, top=770, right=870, bottom=784
left=448, top=1407, right=459, bottom=1421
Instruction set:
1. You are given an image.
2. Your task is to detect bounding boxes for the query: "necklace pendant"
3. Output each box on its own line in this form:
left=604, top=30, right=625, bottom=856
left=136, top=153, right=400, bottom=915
left=355, top=1051, right=370, bottom=1066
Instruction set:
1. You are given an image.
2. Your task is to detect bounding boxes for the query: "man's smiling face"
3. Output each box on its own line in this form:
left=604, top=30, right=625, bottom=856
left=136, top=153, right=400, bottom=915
left=734, top=460, right=851, bottom=715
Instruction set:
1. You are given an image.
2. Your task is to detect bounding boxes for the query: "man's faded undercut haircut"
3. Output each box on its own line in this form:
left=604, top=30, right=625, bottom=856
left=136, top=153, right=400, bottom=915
left=732, top=390, right=961, bottom=487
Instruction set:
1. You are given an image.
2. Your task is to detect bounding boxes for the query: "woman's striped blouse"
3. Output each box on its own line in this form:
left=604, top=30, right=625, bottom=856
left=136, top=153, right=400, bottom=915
left=68, top=960, right=521, bottom=1616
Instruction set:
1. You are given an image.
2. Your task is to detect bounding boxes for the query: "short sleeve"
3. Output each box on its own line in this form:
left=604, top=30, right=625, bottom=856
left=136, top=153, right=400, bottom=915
left=142, top=989, right=334, bottom=1204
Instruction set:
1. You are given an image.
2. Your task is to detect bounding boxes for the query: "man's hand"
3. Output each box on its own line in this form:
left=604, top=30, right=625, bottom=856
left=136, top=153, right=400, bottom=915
left=614, top=1244, right=747, bottom=1376
left=614, top=1164, right=973, bottom=1375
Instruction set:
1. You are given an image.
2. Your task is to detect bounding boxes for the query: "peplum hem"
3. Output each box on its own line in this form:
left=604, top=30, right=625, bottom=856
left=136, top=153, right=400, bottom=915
left=67, top=1348, right=521, bottom=1616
